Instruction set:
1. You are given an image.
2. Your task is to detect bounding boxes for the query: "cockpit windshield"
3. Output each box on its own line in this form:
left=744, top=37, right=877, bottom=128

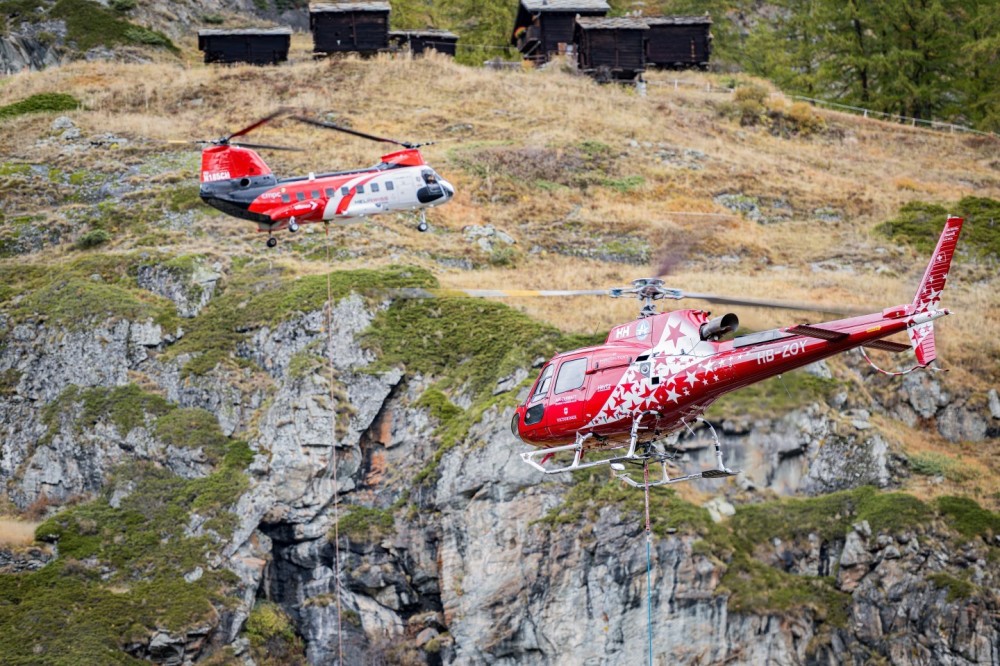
left=529, top=365, right=553, bottom=402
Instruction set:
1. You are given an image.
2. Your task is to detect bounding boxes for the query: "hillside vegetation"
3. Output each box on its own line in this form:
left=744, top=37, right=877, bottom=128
left=0, top=46, right=998, bottom=663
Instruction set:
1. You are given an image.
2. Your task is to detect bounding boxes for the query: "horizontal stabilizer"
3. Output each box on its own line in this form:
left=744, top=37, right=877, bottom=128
left=787, top=324, right=848, bottom=342
left=863, top=339, right=911, bottom=353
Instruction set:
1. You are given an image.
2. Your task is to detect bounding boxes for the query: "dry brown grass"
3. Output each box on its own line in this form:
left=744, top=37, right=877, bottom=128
left=2, top=53, right=998, bottom=500
left=0, top=518, right=39, bottom=547
left=874, top=414, right=1000, bottom=510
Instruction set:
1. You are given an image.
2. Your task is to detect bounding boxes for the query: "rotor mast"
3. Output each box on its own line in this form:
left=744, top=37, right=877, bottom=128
left=610, top=278, right=683, bottom=318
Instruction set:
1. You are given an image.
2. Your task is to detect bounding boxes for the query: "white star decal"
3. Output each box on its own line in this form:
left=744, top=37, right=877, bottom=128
left=666, top=388, right=679, bottom=403
left=685, top=370, right=698, bottom=385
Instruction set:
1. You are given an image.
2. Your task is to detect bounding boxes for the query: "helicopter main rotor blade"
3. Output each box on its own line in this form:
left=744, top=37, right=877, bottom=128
left=388, top=287, right=865, bottom=316
left=231, top=141, right=304, bottom=152
left=391, top=288, right=612, bottom=299
left=680, top=291, right=865, bottom=316
left=226, top=109, right=287, bottom=142
left=293, top=115, right=416, bottom=148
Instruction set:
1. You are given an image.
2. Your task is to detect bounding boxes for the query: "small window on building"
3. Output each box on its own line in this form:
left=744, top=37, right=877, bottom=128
left=554, top=358, right=588, bottom=394
left=356, top=185, right=364, bottom=194
left=370, top=183, right=379, bottom=192
left=296, top=192, right=305, bottom=201
left=341, top=186, right=349, bottom=196
left=385, top=181, right=394, bottom=191
left=281, top=193, right=291, bottom=203
left=325, top=188, right=334, bottom=197
left=311, top=190, right=320, bottom=199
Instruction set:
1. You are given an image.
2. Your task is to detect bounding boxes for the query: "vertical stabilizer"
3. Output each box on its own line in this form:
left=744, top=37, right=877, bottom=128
left=907, top=216, right=963, bottom=366
left=911, top=215, right=963, bottom=313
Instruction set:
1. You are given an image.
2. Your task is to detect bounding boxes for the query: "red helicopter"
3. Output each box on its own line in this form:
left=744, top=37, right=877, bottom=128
left=196, top=111, right=454, bottom=247
left=500, top=216, right=964, bottom=487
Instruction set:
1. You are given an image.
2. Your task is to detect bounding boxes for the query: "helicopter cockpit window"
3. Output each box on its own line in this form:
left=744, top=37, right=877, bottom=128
left=554, top=358, right=588, bottom=394
left=530, top=365, right=554, bottom=403
left=422, top=170, right=438, bottom=185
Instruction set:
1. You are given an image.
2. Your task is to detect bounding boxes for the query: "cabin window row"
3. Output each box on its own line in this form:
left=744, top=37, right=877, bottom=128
left=280, top=181, right=394, bottom=203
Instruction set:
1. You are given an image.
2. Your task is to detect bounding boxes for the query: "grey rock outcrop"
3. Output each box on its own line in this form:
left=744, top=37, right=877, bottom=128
left=1, top=285, right=997, bottom=665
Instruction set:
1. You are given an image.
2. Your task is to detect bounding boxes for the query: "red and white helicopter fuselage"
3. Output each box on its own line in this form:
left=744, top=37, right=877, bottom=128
left=513, top=217, right=963, bottom=487
left=199, top=144, right=454, bottom=245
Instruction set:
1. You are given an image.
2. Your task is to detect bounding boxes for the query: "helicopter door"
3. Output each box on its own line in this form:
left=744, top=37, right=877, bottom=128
left=545, top=356, right=590, bottom=433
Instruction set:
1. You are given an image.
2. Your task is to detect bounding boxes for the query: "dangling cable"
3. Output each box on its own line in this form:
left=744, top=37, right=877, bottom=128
left=643, top=461, right=653, bottom=666
left=859, top=346, right=942, bottom=376
left=324, top=224, right=345, bottom=664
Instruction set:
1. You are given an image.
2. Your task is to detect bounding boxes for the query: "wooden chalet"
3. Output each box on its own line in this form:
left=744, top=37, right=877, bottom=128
left=511, top=0, right=609, bottom=64
left=389, top=29, right=459, bottom=56
left=644, top=15, right=712, bottom=70
left=310, top=2, right=390, bottom=55
left=574, top=17, right=648, bottom=81
left=197, top=28, right=292, bottom=65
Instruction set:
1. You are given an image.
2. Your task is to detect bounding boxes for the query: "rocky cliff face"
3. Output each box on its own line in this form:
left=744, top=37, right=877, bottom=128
left=0, top=21, right=64, bottom=75
left=0, top=266, right=998, bottom=665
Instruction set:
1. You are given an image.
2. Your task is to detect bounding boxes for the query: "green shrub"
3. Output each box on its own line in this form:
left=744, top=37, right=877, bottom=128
left=908, top=452, right=978, bottom=482
left=334, top=506, right=395, bottom=541
left=928, top=572, right=976, bottom=602
left=733, top=84, right=769, bottom=126
left=936, top=496, right=1000, bottom=541
left=0, top=92, right=80, bottom=119
left=51, top=0, right=178, bottom=53
left=76, top=229, right=111, bottom=249
left=875, top=197, right=1000, bottom=260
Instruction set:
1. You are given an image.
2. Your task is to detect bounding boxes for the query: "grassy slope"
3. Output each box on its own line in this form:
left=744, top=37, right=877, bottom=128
left=0, top=48, right=998, bottom=659
left=1, top=52, right=995, bottom=495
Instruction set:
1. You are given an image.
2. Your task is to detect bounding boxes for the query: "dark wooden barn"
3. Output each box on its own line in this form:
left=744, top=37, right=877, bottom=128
left=574, top=17, right=648, bottom=81
left=197, top=28, right=292, bottom=65
left=644, top=15, right=712, bottom=70
left=511, top=0, right=609, bottom=64
left=389, top=29, right=459, bottom=56
left=310, top=1, right=390, bottom=55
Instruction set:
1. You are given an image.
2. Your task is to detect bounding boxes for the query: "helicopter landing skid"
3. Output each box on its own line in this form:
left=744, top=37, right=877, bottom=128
left=520, top=415, right=739, bottom=488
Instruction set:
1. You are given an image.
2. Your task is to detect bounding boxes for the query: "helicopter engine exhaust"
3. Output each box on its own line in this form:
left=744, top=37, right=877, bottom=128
left=700, top=313, right=739, bottom=341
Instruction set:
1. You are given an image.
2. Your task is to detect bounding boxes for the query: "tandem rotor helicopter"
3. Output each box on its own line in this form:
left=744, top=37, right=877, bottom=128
left=194, top=110, right=454, bottom=247
left=430, top=216, right=961, bottom=488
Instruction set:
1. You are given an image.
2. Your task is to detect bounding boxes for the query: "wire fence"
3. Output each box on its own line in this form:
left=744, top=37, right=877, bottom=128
left=648, top=78, right=997, bottom=140
left=789, top=95, right=998, bottom=139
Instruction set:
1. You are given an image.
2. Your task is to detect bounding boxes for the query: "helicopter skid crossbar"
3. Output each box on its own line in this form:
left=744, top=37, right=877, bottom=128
left=520, top=412, right=664, bottom=476
left=613, top=417, right=739, bottom=488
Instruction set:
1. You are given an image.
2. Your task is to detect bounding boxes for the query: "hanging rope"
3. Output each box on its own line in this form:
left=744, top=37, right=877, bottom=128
left=858, top=346, right=942, bottom=377
left=643, top=461, right=653, bottom=666
left=324, top=223, right=345, bottom=664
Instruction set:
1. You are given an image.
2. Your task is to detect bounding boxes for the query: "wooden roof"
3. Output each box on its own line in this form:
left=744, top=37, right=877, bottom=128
left=198, top=27, right=293, bottom=36
left=576, top=16, right=648, bottom=30
left=644, top=15, right=712, bottom=26
left=309, top=2, right=391, bottom=13
left=520, top=0, right=609, bottom=12
left=389, top=29, right=458, bottom=39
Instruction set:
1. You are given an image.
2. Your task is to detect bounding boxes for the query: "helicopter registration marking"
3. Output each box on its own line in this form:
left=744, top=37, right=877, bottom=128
left=204, top=170, right=231, bottom=182
left=754, top=340, right=807, bottom=365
